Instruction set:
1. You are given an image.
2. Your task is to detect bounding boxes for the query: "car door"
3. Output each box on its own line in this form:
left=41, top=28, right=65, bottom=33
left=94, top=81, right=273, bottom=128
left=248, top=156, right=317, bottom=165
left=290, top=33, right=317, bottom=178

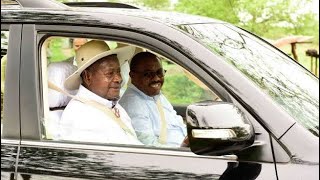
left=11, top=16, right=286, bottom=179
left=1, top=24, right=22, bottom=180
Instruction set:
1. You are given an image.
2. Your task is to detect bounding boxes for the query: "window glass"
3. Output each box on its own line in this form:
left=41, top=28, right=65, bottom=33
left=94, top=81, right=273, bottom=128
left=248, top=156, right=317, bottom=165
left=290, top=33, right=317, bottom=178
left=1, top=30, right=9, bottom=136
left=41, top=36, right=221, bottom=149
left=41, top=36, right=139, bottom=143
left=178, top=23, right=319, bottom=136
left=161, top=59, right=220, bottom=105
left=46, top=37, right=74, bottom=64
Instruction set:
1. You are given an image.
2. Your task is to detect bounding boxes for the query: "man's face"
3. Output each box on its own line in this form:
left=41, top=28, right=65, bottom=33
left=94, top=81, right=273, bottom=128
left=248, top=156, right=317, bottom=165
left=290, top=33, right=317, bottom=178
left=73, top=38, right=87, bottom=51
left=131, top=57, right=165, bottom=97
left=83, top=55, right=122, bottom=100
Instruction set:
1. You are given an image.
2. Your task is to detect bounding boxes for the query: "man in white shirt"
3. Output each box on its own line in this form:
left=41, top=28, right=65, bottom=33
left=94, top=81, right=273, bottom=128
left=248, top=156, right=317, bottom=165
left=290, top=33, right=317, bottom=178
left=119, top=52, right=188, bottom=147
left=59, top=40, right=141, bottom=145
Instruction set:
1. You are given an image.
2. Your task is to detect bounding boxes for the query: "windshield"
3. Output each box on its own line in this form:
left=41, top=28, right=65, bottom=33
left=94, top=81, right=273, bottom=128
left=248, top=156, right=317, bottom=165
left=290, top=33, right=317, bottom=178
left=177, top=23, right=319, bottom=137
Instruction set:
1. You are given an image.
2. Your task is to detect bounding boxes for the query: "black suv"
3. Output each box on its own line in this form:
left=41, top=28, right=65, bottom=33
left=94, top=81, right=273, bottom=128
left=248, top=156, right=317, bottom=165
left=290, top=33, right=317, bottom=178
left=1, top=0, right=318, bottom=179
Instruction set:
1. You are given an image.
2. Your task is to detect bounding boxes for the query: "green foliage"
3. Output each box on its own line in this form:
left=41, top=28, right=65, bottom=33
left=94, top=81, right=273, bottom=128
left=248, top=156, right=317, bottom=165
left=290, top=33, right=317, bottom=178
left=47, top=38, right=74, bottom=63
left=236, top=0, right=292, bottom=36
left=136, top=0, right=170, bottom=10
left=162, top=74, right=207, bottom=105
left=175, top=0, right=239, bottom=24
left=293, top=13, right=319, bottom=44
left=175, top=0, right=318, bottom=44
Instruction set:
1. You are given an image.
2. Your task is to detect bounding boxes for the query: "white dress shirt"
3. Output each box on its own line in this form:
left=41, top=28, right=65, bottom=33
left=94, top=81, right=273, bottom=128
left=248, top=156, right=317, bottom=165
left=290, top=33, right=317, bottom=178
left=58, top=85, right=142, bottom=145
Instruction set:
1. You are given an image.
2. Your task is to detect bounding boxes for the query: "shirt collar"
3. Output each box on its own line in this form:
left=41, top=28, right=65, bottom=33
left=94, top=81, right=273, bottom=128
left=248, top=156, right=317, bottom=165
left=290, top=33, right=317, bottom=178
left=129, top=84, right=161, bottom=102
left=77, top=84, right=117, bottom=108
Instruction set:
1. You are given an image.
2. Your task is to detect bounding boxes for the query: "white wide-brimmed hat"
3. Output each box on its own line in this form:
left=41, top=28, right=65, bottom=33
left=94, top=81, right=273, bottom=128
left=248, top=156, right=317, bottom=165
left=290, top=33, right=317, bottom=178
left=64, top=40, right=135, bottom=90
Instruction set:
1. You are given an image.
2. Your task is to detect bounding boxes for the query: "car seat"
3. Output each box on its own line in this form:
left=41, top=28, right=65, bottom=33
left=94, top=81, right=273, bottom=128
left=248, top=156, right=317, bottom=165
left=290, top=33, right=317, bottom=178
left=47, top=60, right=78, bottom=139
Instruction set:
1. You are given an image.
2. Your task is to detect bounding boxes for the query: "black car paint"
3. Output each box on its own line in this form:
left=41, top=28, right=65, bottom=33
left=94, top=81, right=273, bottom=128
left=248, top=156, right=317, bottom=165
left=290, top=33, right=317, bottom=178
left=1, top=144, right=18, bottom=175
left=13, top=141, right=270, bottom=180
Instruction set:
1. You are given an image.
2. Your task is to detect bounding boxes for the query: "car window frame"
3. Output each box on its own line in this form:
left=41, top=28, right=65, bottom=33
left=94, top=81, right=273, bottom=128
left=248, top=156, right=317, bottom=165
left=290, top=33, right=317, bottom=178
left=1, top=24, right=22, bottom=141
left=17, top=24, right=236, bottom=154
left=21, top=24, right=231, bottom=140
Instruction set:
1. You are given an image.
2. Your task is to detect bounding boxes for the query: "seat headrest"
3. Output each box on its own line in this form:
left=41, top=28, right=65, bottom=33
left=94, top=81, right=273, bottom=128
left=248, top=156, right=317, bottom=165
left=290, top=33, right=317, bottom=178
left=48, top=61, right=78, bottom=108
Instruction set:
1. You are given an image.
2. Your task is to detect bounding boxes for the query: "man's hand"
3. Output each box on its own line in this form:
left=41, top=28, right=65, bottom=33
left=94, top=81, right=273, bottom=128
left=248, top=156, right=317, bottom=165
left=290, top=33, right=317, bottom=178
left=180, top=136, right=189, bottom=147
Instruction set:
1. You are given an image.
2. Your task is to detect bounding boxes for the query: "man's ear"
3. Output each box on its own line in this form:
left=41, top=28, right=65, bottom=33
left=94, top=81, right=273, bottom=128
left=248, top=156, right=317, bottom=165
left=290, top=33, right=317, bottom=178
left=129, top=71, right=134, bottom=78
left=82, top=70, right=92, bottom=86
left=129, top=71, right=137, bottom=85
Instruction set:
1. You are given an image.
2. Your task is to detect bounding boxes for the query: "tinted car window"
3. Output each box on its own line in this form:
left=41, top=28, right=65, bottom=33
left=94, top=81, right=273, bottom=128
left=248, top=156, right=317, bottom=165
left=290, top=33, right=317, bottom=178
left=178, top=23, right=319, bottom=136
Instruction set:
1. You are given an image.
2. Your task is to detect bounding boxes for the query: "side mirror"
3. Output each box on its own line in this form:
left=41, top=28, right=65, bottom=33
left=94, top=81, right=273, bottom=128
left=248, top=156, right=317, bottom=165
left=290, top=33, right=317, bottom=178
left=186, top=101, right=254, bottom=156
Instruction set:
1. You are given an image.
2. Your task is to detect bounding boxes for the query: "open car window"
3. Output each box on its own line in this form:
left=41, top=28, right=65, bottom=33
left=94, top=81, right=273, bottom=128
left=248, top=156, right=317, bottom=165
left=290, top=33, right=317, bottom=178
left=40, top=36, right=223, bottom=149
left=160, top=57, right=221, bottom=106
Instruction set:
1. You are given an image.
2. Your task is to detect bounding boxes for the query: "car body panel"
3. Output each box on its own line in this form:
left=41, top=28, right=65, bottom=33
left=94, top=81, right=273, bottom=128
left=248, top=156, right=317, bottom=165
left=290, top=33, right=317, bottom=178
left=1, top=24, right=22, bottom=139
left=1, top=142, right=19, bottom=179
left=15, top=141, right=278, bottom=179
left=279, top=123, right=319, bottom=163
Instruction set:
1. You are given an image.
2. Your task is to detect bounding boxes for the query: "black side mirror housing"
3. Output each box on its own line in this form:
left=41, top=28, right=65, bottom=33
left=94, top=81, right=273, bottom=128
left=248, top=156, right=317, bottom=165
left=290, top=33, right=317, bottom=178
left=186, top=101, right=255, bottom=156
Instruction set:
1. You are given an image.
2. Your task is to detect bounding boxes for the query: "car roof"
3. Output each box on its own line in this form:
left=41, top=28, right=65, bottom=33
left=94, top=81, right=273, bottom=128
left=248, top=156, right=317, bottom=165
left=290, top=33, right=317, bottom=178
left=1, top=7, right=224, bottom=26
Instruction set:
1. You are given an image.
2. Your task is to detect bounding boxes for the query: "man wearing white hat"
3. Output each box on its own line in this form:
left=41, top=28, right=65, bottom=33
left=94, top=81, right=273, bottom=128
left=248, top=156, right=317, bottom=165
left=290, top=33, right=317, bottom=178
left=58, top=40, right=142, bottom=145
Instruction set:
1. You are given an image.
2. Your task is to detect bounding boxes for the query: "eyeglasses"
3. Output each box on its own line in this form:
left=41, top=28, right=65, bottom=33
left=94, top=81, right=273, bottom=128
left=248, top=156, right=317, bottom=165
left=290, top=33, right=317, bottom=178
left=133, top=69, right=167, bottom=79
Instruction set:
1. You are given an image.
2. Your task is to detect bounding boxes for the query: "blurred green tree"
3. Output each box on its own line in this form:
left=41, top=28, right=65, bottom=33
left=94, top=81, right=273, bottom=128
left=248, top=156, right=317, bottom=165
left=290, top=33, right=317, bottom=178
left=175, top=0, right=318, bottom=41
left=175, top=0, right=239, bottom=24
left=135, top=0, right=170, bottom=9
